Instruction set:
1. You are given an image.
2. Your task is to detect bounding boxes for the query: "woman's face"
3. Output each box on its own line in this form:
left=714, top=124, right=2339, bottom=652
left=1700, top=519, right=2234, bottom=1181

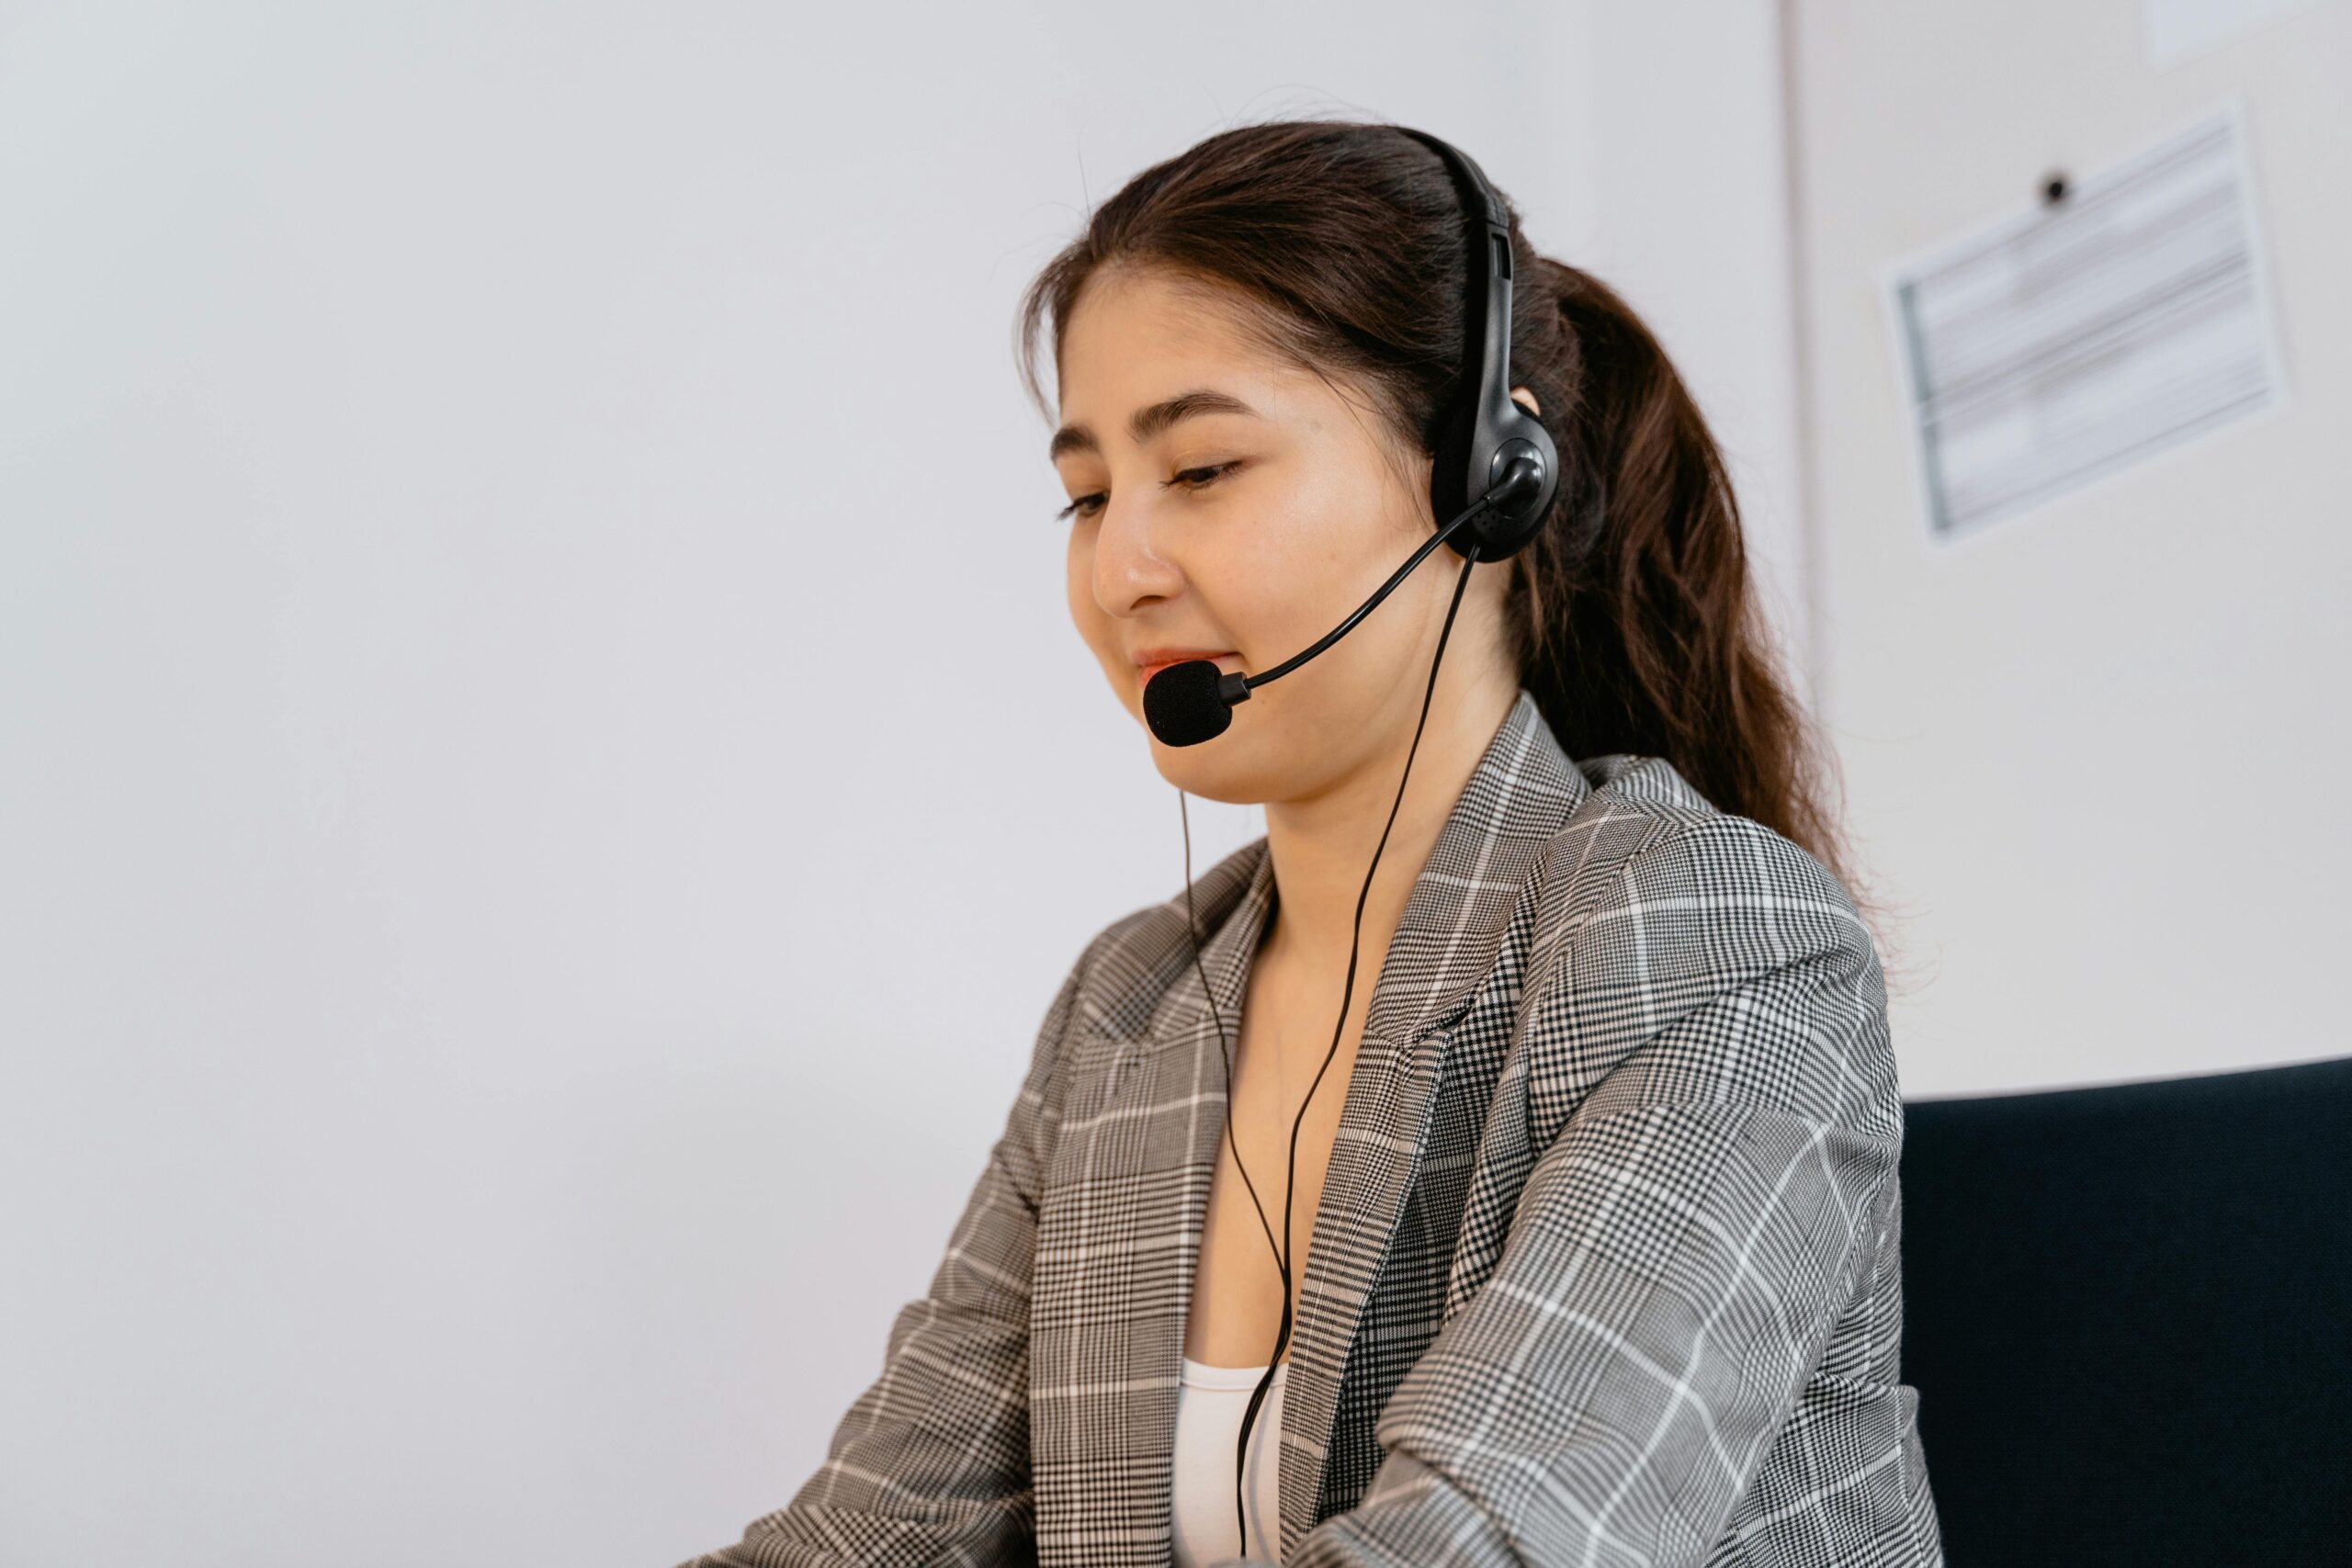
left=1051, top=265, right=1520, bottom=805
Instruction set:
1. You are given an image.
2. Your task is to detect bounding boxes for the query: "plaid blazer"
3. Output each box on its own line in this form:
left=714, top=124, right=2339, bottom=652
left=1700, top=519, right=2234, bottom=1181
left=675, top=686, right=1942, bottom=1567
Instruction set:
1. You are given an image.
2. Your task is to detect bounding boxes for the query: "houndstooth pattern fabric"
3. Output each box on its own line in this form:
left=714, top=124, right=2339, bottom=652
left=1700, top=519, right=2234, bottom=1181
left=673, top=686, right=1942, bottom=1567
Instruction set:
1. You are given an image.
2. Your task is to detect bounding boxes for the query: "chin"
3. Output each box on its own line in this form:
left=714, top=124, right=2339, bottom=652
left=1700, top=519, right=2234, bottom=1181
left=1152, top=762, right=1261, bottom=808
left=1139, top=723, right=1281, bottom=807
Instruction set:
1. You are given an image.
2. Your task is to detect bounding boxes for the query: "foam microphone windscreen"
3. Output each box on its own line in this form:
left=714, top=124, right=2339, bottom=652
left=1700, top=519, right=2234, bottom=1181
left=1141, top=660, right=1235, bottom=747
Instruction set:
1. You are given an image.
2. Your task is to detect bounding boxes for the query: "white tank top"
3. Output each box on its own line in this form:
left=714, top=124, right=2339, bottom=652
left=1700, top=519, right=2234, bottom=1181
left=1171, top=1355, right=1288, bottom=1566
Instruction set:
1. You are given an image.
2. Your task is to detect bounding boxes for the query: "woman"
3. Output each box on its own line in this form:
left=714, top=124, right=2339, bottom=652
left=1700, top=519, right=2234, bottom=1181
left=676, top=118, right=1939, bottom=1568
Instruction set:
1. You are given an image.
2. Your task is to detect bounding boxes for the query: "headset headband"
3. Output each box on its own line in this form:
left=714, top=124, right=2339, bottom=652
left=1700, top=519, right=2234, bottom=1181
left=1393, top=127, right=1561, bottom=561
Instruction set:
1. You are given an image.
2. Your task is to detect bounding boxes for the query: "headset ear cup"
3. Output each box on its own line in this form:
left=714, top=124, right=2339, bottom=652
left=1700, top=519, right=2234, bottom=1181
left=1505, top=412, right=1562, bottom=546
left=1426, top=398, right=1478, bottom=547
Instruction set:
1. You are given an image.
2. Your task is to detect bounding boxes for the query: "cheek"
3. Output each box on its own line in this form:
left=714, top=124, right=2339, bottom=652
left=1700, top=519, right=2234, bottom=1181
left=1242, top=464, right=1401, bottom=607
left=1276, top=439, right=1404, bottom=543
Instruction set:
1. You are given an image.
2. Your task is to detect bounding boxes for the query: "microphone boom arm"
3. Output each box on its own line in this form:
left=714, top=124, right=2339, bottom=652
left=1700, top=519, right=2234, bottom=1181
left=1216, top=491, right=1497, bottom=707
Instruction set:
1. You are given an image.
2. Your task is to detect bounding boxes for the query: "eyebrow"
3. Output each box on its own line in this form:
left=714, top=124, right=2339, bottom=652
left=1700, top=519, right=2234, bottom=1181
left=1048, top=388, right=1261, bottom=463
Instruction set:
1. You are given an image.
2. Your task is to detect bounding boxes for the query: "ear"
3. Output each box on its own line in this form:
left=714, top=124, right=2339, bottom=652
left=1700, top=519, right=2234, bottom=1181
left=1510, top=384, right=1541, bottom=418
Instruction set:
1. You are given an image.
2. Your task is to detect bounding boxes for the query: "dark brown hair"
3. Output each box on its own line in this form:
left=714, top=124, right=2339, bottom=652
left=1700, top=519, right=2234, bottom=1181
left=1015, top=117, right=1912, bottom=990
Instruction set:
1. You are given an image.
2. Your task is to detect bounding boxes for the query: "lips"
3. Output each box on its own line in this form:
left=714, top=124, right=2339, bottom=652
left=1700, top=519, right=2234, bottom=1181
left=1136, top=650, right=1238, bottom=687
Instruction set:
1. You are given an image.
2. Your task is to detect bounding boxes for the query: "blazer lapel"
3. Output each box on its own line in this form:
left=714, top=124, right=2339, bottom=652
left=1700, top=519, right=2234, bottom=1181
left=1090, top=687, right=1593, bottom=1562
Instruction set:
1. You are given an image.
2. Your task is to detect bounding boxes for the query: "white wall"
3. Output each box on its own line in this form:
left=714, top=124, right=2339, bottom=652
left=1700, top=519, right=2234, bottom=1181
left=0, top=3, right=1802, bottom=1562
left=1786, top=0, right=2351, bottom=1098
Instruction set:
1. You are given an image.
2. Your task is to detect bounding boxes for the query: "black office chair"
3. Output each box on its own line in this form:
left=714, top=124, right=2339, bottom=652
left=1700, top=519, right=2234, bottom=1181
left=1899, top=1053, right=2352, bottom=1565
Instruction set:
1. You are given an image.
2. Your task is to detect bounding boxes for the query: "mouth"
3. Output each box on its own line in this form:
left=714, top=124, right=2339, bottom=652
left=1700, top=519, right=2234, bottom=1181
left=1135, top=650, right=1239, bottom=688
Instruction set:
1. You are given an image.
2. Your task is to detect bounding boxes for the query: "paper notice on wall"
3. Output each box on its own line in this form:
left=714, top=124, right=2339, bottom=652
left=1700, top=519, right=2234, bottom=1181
left=2143, top=0, right=2330, bottom=69
left=1886, top=100, right=2288, bottom=542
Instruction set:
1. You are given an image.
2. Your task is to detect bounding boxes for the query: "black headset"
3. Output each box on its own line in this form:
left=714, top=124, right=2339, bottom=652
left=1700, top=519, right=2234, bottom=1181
left=1406, top=127, right=1562, bottom=564
left=1140, top=128, right=1558, bottom=749
left=1148, top=124, right=1559, bottom=1561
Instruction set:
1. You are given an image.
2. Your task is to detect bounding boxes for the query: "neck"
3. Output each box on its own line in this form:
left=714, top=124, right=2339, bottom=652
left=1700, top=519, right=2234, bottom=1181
left=1258, top=675, right=1518, bottom=975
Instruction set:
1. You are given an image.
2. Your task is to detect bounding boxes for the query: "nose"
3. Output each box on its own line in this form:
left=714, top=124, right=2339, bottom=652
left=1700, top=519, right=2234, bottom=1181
left=1087, top=489, right=1186, bottom=619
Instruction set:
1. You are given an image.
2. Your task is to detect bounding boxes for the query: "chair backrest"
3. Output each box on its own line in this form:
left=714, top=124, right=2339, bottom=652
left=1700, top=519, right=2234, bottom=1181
left=1899, top=1053, right=2352, bottom=1564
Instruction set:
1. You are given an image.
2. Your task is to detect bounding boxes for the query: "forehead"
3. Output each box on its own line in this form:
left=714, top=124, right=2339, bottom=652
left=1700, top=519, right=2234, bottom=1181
left=1055, top=269, right=1291, bottom=423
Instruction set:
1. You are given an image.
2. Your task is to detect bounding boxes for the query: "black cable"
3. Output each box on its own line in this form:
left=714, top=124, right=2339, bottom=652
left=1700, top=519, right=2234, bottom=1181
left=1180, top=536, right=1487, bottom=1561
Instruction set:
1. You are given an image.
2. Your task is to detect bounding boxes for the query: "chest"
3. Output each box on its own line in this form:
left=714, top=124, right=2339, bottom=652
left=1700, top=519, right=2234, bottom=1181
left=1026, top=940, right=1532, bottom=1566
left=1182, top=952, right=1373, bottom=1370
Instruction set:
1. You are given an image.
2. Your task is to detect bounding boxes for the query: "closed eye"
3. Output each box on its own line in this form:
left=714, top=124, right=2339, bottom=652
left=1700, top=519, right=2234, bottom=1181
left=1055, top=461, right=1243, bottom=523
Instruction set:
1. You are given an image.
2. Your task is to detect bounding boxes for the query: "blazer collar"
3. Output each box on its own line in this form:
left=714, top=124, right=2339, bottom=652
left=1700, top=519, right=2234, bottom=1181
left=1148, top=683, right=1590, bottom=1057
left=1127, top=683, right=1595, bottom=1557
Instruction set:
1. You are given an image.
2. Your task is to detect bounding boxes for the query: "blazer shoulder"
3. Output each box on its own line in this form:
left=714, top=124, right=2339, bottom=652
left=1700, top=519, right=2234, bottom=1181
left=1524, top=757, right=1898, bottom=1141
left=1542, top=753, right=1864, bottom=930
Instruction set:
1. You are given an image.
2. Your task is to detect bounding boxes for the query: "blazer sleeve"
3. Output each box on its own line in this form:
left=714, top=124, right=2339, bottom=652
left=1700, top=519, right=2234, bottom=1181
left=670, top=944, right=1090, bottom=1568
left=1240, top=815, right=1906, bottom=1568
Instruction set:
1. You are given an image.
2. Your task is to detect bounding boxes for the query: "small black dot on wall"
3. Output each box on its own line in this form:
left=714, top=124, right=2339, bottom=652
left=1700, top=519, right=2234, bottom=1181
left=2041, top=172, right=2070, bottom=206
